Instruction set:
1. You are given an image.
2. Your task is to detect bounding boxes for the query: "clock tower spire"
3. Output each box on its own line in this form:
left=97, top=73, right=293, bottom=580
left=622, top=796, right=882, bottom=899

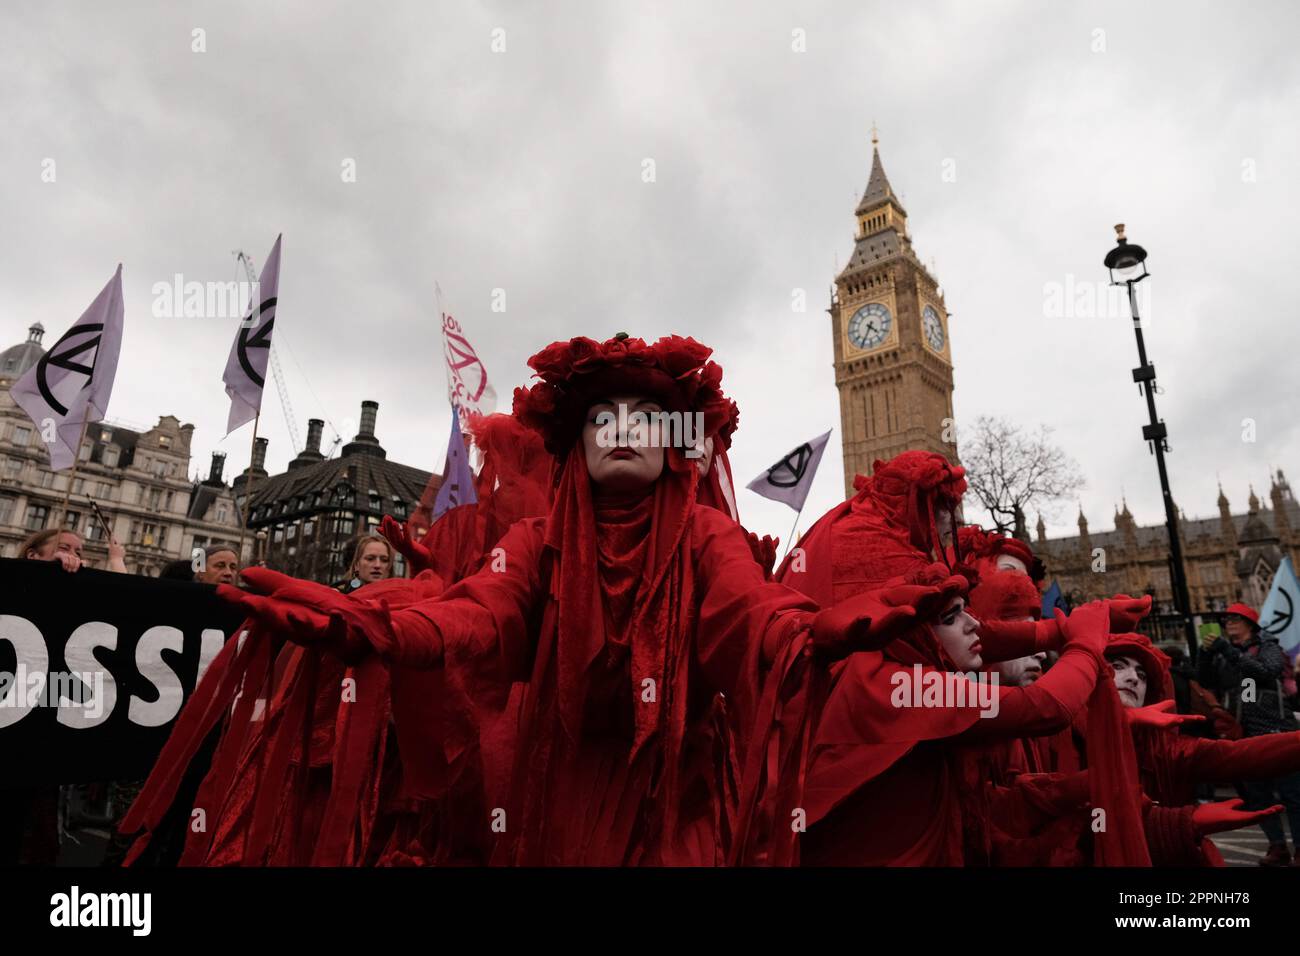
left=829, top=131, right=958, bottom=496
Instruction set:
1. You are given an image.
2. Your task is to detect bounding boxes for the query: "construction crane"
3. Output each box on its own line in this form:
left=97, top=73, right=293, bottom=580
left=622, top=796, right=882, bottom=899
left=233, top=249, right=301, bottom=453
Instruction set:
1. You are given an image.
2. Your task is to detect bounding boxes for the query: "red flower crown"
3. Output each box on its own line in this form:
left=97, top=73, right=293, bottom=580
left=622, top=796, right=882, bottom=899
left=512, top=333, right=737, bottom=457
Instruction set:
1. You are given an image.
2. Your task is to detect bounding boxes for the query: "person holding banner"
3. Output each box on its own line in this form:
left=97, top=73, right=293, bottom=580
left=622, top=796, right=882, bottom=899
left=20, top=527, right=127, bottom=574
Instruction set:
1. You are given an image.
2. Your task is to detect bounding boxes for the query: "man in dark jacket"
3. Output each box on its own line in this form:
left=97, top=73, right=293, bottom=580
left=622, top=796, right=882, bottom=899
left=1200, top=602, right=1300, bottom=865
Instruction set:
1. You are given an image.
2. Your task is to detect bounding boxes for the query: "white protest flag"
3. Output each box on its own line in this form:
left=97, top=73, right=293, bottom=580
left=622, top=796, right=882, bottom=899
left=441, top=310, right=496, bottom=431
left=223, top=234, right=282, bottom=435
left=1261, top=556, right=1300, bottom=660
left=746, top=429, right=832, bottom=513
left=12, top=265, right=125, bottom=470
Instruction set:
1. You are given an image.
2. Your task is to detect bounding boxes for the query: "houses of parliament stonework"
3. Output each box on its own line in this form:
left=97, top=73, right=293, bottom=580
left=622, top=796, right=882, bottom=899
left=830, top=137, right=1296, bottom=616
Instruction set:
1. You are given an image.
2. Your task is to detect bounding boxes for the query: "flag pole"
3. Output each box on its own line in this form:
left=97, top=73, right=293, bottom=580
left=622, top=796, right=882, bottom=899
left=236, top=412, right=261, bottom=565
left=53, top=420, right=90, bottom=531
left=781, top=507, right=804, bottom=562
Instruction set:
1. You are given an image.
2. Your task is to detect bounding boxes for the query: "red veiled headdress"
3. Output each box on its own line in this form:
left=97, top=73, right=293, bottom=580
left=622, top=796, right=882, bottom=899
left=1104, top=632, right=1173, bottom=705
left=512, top=333, right=735, bottom=458
left=953, top=525, right=1046, bottom=585
left=968, top=570, right=1042, bottom=623
left=780, top=450, right=968, bottom=607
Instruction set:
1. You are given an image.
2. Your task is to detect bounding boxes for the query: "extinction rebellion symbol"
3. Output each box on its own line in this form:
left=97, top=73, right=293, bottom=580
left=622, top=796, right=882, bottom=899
left=36, top=323, right=103, bottom=416
left=766, top=443, right=813, bottom=488
left=1263, top=588, right=1294, bottom=637
left=236, top=297, right=278, bottom=389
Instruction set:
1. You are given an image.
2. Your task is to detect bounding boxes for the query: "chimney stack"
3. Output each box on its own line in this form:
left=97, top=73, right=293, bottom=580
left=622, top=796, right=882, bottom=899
left=358, top=401, right=378, bottom=439
left=305, top=418, right=324, bottom=455
left=251, top=437, right=268, bottom=474
left=341, top=400, right=386, bottom=459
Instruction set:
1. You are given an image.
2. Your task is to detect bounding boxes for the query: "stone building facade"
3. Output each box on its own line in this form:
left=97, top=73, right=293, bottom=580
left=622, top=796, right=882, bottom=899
left=1036, top=474, right=1299, bottom=616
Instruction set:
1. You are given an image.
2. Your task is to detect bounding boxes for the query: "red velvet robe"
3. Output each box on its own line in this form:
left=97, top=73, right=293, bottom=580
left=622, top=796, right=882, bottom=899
left=375, top=494, right=818, bottom=865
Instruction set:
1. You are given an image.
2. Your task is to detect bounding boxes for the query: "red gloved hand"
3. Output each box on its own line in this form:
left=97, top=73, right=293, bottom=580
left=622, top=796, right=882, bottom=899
left=379, top=515, right=433, bottom=575
left=1192, top=799, right=1283, bottom=837
left=1125, top=699, right=1207, bottom=730
left=1108, top=594, right=1152, bottom=633
left=1056, top=600, right=1111, bottom=657
left=218, top=584, right=345, bottom=647
left=744, top=531, right=779, bottom=580
left=810, top=585, right=925, bottom=661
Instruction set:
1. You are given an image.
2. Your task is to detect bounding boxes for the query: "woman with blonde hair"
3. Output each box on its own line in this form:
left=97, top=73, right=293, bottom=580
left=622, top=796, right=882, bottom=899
left=341, top=533, right=394, bottom=592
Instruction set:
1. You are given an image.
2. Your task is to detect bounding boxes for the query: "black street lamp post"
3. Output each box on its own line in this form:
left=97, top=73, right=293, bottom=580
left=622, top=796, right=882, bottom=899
left=1104, top=224, right=1196, bottom=656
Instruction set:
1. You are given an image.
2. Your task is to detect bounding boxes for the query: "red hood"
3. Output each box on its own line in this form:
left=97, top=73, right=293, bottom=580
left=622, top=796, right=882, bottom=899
left=1104, top=632, right=1172, bottom=705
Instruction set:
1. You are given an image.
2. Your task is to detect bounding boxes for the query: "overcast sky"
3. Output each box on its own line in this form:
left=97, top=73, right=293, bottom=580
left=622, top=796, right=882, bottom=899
left=2, top=0, right=1297, bottom=547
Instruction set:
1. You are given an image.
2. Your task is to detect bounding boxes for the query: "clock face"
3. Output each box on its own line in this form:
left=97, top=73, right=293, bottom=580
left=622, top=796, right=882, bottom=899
left=922, top=304, right=945, bottom=351
left=847, top=302, right=892, bottom=350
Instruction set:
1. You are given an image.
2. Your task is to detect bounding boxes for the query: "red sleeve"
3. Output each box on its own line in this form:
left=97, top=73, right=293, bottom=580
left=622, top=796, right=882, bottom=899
left=1144, top=805, right=1206, bottom=867
left=383, top=517, right=547, bottom=676
left=976, top=616, right=1061, bottom=663
left=955, top=643, right=1100, bottom=742
left=691, top=506, right=817, bottom=693
left=1179, top=731, right=1300, bottom=783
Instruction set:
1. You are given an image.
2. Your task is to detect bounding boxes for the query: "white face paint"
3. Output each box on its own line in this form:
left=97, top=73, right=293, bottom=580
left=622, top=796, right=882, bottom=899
left=583, top=395, right=666, bottom=493
left=932, top=597, right=983, bottom=670
left=996, top=652, right=1046, bottom=687
left=1109, top=655, right=1149, bottom=708
left=995, top=554, right=1028, bottom=575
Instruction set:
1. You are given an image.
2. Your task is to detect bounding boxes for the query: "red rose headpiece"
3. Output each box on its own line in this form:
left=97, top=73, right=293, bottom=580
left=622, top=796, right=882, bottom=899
left=512, top=334, right=735, bottom=457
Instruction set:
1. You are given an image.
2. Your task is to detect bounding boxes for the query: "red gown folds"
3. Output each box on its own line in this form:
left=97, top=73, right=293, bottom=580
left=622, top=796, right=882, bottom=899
left=373, top=451, right=820, bottom=865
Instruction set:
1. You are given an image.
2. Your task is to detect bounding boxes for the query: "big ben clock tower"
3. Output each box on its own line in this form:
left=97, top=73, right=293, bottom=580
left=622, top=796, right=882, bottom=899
left=831, top=130, right=958, bottom=496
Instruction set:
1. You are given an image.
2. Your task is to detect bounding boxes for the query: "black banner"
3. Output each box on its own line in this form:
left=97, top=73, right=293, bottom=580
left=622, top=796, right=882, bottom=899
left=0, top=558, right=245, bottom=785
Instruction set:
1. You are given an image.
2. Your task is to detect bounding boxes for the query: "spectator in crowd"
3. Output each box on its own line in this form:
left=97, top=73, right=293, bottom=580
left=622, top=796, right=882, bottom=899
left=339, top=533, right=394, bottom=592
left=159, top=558, right=196, bottom=581
left=194, top=544, right=240, bottom=586
left=1199, top=601, right=1300, bottom=866
left=19, top=527, right=127, bottom=573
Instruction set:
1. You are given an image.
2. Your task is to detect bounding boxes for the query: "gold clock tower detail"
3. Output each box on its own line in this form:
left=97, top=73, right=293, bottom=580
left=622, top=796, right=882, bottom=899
left=831, top=132, right=958, bottom=496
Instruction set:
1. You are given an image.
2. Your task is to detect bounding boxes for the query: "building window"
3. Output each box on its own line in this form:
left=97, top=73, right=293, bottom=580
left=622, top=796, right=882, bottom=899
left=104, top=446, right=120, bottom=467
left=12, top=426, right=30, bottom=446
left=97, top=482, right=112, bottom=499
left=85, top=521, right=105, bottom=542
left=152, top=460, right=166, bottom=477
left=79, top=443, right=91, bottom=462
left=149, top=488, right=162, bottom=510
left=217, top=505, right=228, bottom=523
left=5, top=457, right=22, bottom=477
left=158, top=435, right=171, bottom=448
left=73, top=477, right=84, bottom=494
left=40, top=469, right=55, bottom=488
left=304, top=518, right=315, bottom=537
left=24, top=504, right=49, bottom=530
left=0, top=496, right=15, bottom=524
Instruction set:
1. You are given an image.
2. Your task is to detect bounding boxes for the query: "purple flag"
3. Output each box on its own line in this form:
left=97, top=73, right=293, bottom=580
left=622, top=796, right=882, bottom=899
left=12, top=265, right=125, bottom=471
left=433, top=411, right=478, bottom=519
left=746, top=429, right=832, bottom=513
left=223, top=234, right=282, bottom=435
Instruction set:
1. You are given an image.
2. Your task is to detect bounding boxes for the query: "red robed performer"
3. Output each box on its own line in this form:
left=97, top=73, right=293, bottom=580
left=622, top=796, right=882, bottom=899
left=178, top=334, right=893, bottom=865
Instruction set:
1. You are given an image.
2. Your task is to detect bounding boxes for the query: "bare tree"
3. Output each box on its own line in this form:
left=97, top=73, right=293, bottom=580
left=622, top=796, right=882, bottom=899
left=962, top=416, right=1084, bottom=537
